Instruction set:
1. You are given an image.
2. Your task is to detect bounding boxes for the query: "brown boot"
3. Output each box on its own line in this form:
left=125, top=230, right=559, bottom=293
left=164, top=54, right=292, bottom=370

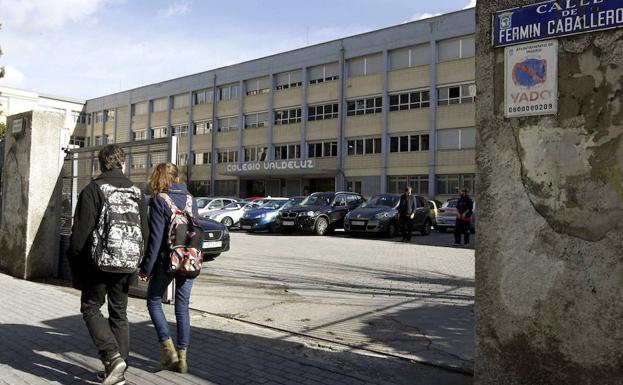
left=176, top=348, right=188, bottom=374
left=160, top=338, right=179, bottom=370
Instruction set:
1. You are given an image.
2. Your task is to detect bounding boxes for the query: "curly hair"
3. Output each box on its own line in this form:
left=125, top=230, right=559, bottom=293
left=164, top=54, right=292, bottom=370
left=98, top=144, right=125, bottom=172
left=148, top=162, right=179, bottom=196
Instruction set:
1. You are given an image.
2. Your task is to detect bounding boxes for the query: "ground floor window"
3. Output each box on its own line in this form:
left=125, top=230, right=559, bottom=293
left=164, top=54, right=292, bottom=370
left=387, top=175, right=429, bottom=195
left=346, top=179, right=362, bottom=194
left=215, top=180, right=237, bottom=197
left=189, top=180, right=211, bottom=196
left=436, top=174, right=475, bottom=195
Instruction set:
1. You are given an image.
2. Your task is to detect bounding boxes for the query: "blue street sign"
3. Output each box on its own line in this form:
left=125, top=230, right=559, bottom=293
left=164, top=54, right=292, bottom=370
left=493, top=0, right=623, bottom=47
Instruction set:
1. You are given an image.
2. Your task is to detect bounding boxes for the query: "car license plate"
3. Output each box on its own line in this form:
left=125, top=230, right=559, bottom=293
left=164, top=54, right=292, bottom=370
left=282, top=221, right=295, bottom=226
left=351, top=221, right=365, bottom=226
left=203, top=241, right=222, bottom=249
left=242, top=225, right=251, bottom=229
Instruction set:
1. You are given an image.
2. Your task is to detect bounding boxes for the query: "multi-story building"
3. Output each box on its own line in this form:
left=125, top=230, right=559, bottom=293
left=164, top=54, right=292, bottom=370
left=0, top=86, right=87, bottom=149
left=84, top=8, right=475, bottom=201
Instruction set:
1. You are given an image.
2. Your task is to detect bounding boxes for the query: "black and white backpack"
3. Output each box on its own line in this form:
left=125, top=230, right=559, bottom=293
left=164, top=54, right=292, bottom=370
left=91, top=181, right=144, bottom=273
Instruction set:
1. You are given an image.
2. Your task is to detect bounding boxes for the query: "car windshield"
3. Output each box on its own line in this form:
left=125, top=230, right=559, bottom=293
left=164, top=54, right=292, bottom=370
left=261, top=200, right=288, bottom=210
left=197, top=198, right=213, bottom=209
left=365, top=195, right=399, bottom=208
left=283, top=198, right=304, bottom=209
left=443, top=199, right=458, bottom=208
left=224, top=202, right=241, bottom=209
left=301, top=194, right=333, bottom=206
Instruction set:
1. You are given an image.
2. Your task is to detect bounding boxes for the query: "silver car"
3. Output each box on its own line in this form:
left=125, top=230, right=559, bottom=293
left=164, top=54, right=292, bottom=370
left=435, top=198, right=476, bottom=233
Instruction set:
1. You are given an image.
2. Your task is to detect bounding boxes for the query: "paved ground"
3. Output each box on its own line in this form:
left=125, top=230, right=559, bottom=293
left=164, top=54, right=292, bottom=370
left=191, top=229, right=475, bottom=372
left=0, top=271, right=472, bottom=384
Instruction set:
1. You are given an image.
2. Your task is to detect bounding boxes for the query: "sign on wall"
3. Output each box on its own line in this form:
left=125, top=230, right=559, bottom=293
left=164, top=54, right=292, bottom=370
left=494, top=0, right=623, bottom=47
left=505, top=40, right=558, bottom=118
left=225, top=159, right=315, bottom=173
left=11, top=118, right=23, bottom=135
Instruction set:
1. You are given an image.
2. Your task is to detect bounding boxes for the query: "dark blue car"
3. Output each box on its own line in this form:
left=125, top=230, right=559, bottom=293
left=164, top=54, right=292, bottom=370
left=239, top=197, right=305, bottom=232
left=197, top=217, right=230, bottom=259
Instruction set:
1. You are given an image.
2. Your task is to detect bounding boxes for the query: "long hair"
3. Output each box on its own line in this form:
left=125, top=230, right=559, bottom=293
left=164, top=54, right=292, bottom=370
left=148, top=162, right=179, bottom=196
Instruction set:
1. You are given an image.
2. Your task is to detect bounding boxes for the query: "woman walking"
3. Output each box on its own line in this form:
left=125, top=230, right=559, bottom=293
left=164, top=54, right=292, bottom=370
left=139, top=163, right=199, bottom=373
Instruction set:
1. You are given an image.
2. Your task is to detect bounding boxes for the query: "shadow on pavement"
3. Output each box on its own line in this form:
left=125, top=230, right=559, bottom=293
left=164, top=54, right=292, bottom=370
left=0, top=313, right=473, bottom=385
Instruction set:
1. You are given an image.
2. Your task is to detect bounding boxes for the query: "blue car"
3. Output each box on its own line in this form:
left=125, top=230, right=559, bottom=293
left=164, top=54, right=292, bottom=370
left=239, top=197, right=305, bottom=233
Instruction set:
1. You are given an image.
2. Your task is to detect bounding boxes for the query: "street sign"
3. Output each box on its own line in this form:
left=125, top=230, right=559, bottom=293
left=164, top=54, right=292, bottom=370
left=494, top=0, right=623, bottom=47
left=505, top=40, right=558, bottom=118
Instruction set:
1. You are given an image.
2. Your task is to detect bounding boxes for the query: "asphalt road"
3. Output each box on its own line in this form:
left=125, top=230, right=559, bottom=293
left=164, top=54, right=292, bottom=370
left=190, top=228, right=475, bottom=373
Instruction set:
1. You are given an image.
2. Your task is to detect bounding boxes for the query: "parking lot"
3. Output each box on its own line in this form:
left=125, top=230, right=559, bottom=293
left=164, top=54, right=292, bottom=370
left=190, top=229, right=475, bottom=374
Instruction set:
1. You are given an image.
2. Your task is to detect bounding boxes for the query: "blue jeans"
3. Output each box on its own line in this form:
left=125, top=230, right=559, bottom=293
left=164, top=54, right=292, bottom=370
left=146, top=263, right=194, bottom=349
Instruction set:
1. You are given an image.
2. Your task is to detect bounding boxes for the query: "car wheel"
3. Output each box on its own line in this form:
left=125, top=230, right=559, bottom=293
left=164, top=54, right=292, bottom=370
left=315, top=217, right=329, bottom=236
left=221, top=217, right=234, bottom=228
left=421, top=220, right=432, bottom=236
left=386, top=222, right=398, bottom=238
left=438, top=226, right=447, bottom=233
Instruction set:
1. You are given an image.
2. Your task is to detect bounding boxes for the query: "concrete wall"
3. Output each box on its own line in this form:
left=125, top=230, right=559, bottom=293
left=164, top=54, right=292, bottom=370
left=475, top=2, right=623, bottom=384
left=0, top=111, right=65, bottom=279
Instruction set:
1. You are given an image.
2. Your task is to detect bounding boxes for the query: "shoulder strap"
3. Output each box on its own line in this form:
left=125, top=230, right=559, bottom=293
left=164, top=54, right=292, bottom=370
left=158, top=193, right=180, bottom=212
left=184, top=195, right=193, bottom=215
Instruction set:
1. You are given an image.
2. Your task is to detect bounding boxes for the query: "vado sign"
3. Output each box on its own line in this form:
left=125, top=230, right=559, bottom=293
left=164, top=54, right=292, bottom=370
left=505, top=39, right=558, bottom=118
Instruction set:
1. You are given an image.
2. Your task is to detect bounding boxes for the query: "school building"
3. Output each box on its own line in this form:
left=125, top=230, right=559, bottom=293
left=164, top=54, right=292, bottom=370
left=82, top=8, right=475, bottom=200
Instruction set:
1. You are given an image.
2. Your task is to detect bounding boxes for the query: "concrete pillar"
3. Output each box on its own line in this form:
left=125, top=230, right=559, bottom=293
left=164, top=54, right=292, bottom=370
left=267, top=74, right=275, bottom=161
left=210, top=75, right=217, bottom=195
left=380, top=49, right=389, bottom=194
left=187, top=90, right=194, bottom=182
left=238, top=79, right=245, bottom=162
left=475, top=2, right=623, bottom=384
left=301, top=66, right=308, bottom=159
left=337, top=44, right=346, bottom=191
left=0, top=111, right=66, bottom=279
left=427, top=40, right=438, bottom=199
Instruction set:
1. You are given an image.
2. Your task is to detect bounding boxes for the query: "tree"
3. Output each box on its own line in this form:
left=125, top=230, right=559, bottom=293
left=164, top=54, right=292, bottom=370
left=0, top=23, right=4, bottom=78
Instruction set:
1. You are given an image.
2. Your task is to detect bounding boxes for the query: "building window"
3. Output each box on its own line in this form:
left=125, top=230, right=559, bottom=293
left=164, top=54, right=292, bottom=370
left=217, top=116, right=239, bottom=132
left=437, top=127, right=476, bottom=150
left=389, top=44, right=431, bottom=70
left=133, top=129, right=147, bottom=141
left=217, top=149, right=238, bottom=163
left=189, top=180, right=211, bottom=196
left=274, top=144, right=300, bottom=160
left=390, top=134, right=429, bottom=153
left=389, top=90, right=430, bottom=111
left=346, top=96, right=382, bottom=116
left=308, top=141, right=337, bottom=158
left=309, top=62, right=339, bottom=84
left=308, top=103, right=339, bottom=121
left=194, top=151, right=212, bottom=165
left=346, top=179, right=362, bottom=194
left=436, top=174, right=475, bottom=195
left=215, top=180, right=237, bottom=196
left=105, top=134, right=113, bottom=144
left=388, top=175, right=429, bottom=195
left=69, top=136, right=85, bottom=148
left=151, top=126, right=168, bottom=139
left=131, top=154, right=147, bottom=170
left=275, top=71, right=302, bottom=90
left=152, top=98, right=168, bottom=112
left=437, top=83, right=476, bottom=106
left=438, top=35, right=476, bottom=62
left=171, top=124, right=189, bottom=137
left=347, top=137, right=382, bottom=156
left=348, top=53, right=383, bottom=77
left=106, top=110, right=115, bottom=122
left=173, top=94, right=189, bottom=109
left=193, top=88, right=214, bottom=105
left=95, top=112, right=104, bottom=124
left=246, top=77, right=271, bottom=96
left=244, top=146, right=267, bottom=162
left=133, top=102, right=148, bottom=116
left=244, top=112, right=268, bottom=128
left=71, top=110, right=86, bottom=123
left=274, top=108, right=302, bottom=125
left=193, top=120, right=213, bottom=135
left=178, top=153, right=189, bottom=166
left=219, top=84, right=240, bottom=101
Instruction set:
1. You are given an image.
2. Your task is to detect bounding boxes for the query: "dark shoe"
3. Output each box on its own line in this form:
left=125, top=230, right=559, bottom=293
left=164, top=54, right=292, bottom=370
left=102, top=355, right=127, bottom=385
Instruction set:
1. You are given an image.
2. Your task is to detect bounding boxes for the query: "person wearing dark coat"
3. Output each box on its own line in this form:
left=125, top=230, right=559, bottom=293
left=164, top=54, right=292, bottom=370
left=398, top=186, right=417, bottom=242
left=68, top=145, right=149, bottom=385
left=454, top=188, right=474, bottom=245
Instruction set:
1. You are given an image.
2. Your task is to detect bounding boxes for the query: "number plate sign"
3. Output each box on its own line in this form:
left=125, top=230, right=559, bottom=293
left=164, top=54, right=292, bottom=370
left=505, top=39, right=558, bottom=118
left=203, top=241, right=222, bottom=249
left=282, top=221, right=295, bottom=226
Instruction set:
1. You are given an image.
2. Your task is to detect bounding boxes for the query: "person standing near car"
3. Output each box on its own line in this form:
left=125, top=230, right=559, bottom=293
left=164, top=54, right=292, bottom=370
left=398, top=186, right=416, bottom=242
left=454, top=188, right=473, bottom=246
left=138, top=162, right=200, bottom=375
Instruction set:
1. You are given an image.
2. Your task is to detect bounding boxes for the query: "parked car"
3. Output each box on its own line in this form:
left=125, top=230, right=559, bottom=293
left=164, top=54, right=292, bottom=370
left=428, top=199, right=443, bottom=227
left=204, top=201, right=262, bottom=228
left=241, top=196, right=265, bottom=202
left=197, top=217, right=230, bottom=260
left=277, top=192, right=365, bottom=235
left=344, top=193, right=433, bottom=237
left=197, top=197, right=238, bottom=216
left=436, top=198, right=476, bottom=233
left=239, top=197, right=304, bottom=233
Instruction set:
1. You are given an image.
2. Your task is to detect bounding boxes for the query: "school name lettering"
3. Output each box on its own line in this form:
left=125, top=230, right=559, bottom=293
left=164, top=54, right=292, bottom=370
left=225, top=159, right=315, bottom=173
left=495, top=0, right=623, bottom=47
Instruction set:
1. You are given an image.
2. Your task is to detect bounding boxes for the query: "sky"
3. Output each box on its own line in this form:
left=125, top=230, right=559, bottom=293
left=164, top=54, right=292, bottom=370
left=0, top=0, right=476, bottom=100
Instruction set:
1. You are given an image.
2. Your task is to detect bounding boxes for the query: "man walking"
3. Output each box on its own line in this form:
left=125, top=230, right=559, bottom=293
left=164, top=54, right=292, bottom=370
left=68, top=144, right=149, bottom=385
left=398, top=186, right=416, bottom=242
left=454, top=188, right=474, bottom=246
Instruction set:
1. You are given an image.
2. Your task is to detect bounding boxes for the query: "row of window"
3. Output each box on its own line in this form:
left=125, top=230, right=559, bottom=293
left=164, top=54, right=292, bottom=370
left=390, top=134, right=430, bottom=153
left=387, top=174, right=475, bottom=195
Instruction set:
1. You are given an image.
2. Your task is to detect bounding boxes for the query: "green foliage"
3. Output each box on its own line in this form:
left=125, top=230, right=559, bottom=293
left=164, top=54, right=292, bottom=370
left=0, top=122, right=5, bottom=140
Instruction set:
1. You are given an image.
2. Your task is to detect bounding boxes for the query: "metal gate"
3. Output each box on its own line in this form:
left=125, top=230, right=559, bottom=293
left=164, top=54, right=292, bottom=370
left=59, top=137, right=177, bottom=298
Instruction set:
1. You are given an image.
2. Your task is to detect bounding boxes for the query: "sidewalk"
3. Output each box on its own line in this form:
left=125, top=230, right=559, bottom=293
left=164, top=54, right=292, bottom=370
left=0, top=273, right=472, bottom=385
